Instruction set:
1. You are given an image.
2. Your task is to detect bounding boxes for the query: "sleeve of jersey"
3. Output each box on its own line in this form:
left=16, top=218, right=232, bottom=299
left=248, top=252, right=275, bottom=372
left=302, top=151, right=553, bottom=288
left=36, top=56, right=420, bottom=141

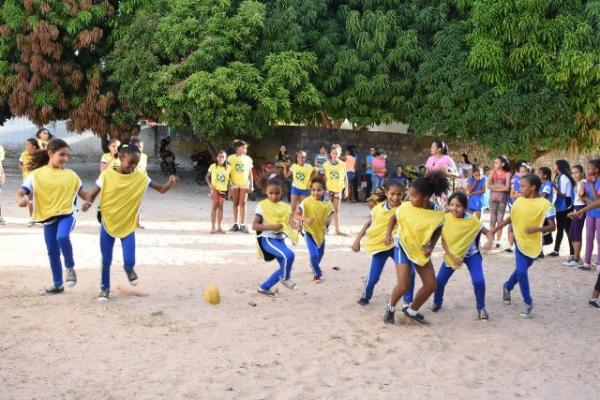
left=546, top=206, right=556, bottom=220
left=147, top=177, right=152, bottom=186
left=21, top=174, right=33, bottom=194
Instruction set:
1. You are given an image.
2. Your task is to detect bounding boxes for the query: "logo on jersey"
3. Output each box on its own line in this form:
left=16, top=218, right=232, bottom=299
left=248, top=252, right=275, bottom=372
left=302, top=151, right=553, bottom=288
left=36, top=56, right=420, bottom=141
left=235, top=163, right=244, bottom=172
left=295, top=172, right=305, bottom=181
left=331, top=171, right=340, bottom=180
left=216, top=174, right=226, bottom=183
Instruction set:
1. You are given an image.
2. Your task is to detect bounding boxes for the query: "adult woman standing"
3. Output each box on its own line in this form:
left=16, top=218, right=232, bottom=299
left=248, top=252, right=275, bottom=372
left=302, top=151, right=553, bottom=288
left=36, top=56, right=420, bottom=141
left=425, top=140, right=458, bottom=177
left=487, top=156, right=512, bottom=248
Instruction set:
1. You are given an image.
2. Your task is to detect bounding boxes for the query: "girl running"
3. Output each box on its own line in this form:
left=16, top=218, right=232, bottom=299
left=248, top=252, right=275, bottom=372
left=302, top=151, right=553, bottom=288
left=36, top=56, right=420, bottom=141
left=19, top=138, right=41, bottom=226
left=494, top=174, right=556, bottom=318
left=253, top=177, right=299, bottom=297
left=36, top=128, right=53, bottom=150
left=564, top=165, right=586, bottom=268
left=487, top=156, right=511, bottom=248
left=295, top=176, right=334, bottom=282
left=284, top=150, right=316, bottom=217
left=227, top=140, right=253, bottom=233
left=82, top=143, right=178, bottom=301
left=206, top=150, right=231, bottom=234
left=548, top=160, right=575, bottom=260
left=100, top=138, right=121, bottom=171
left=383, top=172, right=449, bottom=325
left=323, top=144, right=348, bottom=235
left=431, top=192, right=493, bottom=320
left=15, top=139, right=88, bottom=293
left=467, top=167, right=487, bottom=220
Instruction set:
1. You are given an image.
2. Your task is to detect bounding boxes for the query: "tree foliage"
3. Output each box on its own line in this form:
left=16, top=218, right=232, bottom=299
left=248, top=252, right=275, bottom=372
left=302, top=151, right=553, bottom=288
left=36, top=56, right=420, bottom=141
left=0, top=0, right=598, bottom=158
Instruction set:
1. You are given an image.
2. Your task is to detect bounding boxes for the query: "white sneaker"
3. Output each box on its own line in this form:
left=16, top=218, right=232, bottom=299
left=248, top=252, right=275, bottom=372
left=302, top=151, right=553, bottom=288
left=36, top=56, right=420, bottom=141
left=27, top=220, right=35, bottom=227
left=280, top=279, right=298, bottom=290
left=0, top=216, right=6, bottom=225
left=566, top=255, right=575, bottom=263
left=562, top=260, right=582, bottom=268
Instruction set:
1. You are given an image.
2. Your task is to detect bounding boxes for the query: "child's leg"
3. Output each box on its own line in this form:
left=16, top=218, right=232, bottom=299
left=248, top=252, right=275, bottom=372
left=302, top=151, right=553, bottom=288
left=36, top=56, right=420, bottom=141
left=210, top=197, right=218, bottom=231
left=120, top=231, right=136, bottom=273
left=231, top=188, right=240, bottom=225
left=389, top=263, right=411, bottom=308
left=402, top=263, right=416, bottom=305
left=238, top=188, right=248, bottom=225
left=496, top=202, right=507, bottom=241
left=56, top=215, right=76, bottom=270
left=515, top=248, right=535, bottom=305
left=28, top=201, right=33, bottom=217
left=290, top=195, right=299, bottom=216
left=489, top=201, right=499, bottom=242
left=433, top=263, right=455, bottom=307
left=362, top=250, right=390, bottom=300
left=411, top=261, right=437, bottom=310
left=260, top=238, right=295, bottom=290
left=217, top=197, right=224, bottom=230
left=306, top=233, right=323, bottom=279
left=332, top=196, right=342, bottom=234
left=43, top=222, right=63, bottom=287
left=584, top=215, right=595, bottom=264
left=100, top=225, right=117, bottom=290
left=554, top=211, right=567, bottom=253
left=466, top=253, right=486, bottom=310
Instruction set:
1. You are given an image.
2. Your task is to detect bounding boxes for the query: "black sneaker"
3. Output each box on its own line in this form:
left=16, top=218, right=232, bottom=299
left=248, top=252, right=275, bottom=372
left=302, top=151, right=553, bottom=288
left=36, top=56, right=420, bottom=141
left=502, top=247, right=513, bottom=253
left=402, top=308, right=428, bottom=325
left=503, top=286, right=511, bottom=304
left=357, top=298, right=369, bottom=306
left=44, top=285, right=64, bottom=294
left=239, top=225, right=250, bottom=234
left=547, top=251, right=559, bottom=257
left=537, top=252, right=545, bottom=259
left=229, top=224, right=240, bottom=232
left=97, top=289, right=109, bottom=301
left=66, top=268, right=77, bottom=287
left=431, top=303, right=442, bottom=312
left=588, top=299, right=600, bottom=309
left=126, top=269, right=138, bottom=286
left=478, top=308, right=489, bottom=320
left=383, top=308, right=395, bottom=324
left=258, top=287, right=278, bottom=297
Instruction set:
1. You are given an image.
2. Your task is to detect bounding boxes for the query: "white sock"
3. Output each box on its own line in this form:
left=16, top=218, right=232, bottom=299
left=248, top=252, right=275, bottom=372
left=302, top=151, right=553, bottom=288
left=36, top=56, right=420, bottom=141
left=387, top=303, right=395, bottom=312
left=407, top=307, right=418, bottom=317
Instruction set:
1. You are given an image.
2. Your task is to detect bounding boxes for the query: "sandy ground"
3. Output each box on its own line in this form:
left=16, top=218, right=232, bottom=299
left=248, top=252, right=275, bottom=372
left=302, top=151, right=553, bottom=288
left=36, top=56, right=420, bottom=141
left=0, top=162, right=599, bottom=399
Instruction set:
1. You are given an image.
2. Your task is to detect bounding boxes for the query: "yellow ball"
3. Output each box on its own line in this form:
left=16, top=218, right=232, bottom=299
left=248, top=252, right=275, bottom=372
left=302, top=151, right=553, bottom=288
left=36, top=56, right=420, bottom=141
left=203, top=284, right=220, bottom=305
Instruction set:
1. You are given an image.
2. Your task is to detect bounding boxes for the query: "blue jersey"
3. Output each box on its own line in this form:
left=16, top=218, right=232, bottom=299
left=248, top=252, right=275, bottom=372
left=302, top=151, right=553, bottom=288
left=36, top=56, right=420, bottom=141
left=554, top=175, right=574, bottom=212
left=585, top=180, right=600, bottom=218
left=540, top=181, right=554, bottom=204
left=467, top=176, right=486, bottom=211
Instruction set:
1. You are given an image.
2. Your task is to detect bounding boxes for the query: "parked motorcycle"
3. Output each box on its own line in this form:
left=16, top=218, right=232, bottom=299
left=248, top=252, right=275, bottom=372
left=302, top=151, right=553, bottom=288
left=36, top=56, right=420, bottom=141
left=191, top=150, right=212, bottom=185
left=159, top=136, right=178, bottom=175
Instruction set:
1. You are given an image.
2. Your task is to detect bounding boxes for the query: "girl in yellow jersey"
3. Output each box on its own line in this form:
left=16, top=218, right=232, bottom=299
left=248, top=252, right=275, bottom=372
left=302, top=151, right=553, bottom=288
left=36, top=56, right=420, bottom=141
left=19, top=138, right=41, bottom=226
left=206, top=150, right=231, bottom=234
left=284, top=150, right=316, bottom=218
left=100, top=138, right=121, bottom=172
left=353, top=182, right=415, bottom=305
left=493, top=174, right=556, bottom=318
left=383, top=172, right=449, bottom=325
left=16, top=139, right=89, bottom=294
left=294, top=176, right=334, bottom=282
left=227, top=140, right=254, bottom=233
left=324, top=144, right=348, bottom=235
left=82, top=143, right=178, bottom=301
left=431, top=192, right=493, bottom=320
left=253, top=177, right=299, bottom=297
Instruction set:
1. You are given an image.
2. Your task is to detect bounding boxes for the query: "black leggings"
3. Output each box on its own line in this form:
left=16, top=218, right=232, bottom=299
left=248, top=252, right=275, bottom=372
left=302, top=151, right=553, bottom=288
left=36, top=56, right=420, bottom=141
left=595, top=273, right=600, bottom=292
left=555, top=209, right=574, bottom=254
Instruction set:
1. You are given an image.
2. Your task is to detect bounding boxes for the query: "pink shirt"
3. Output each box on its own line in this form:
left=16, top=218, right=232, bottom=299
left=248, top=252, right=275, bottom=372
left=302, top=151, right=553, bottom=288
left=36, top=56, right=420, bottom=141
left=372, top=158, right=386, bottom=177
left=425, top=155, right=456, bottom=173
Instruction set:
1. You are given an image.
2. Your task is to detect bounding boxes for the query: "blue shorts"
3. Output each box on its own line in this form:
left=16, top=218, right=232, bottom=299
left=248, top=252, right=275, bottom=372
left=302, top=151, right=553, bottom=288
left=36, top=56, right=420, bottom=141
left=398, top=244, right=421, bottom=268
left=291, top=186, right=310, bottom=197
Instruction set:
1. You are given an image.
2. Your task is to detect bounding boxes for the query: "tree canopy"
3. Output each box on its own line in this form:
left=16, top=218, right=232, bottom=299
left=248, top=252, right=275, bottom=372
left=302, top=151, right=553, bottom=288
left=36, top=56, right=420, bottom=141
left=0, top=0, right=598, bottom=158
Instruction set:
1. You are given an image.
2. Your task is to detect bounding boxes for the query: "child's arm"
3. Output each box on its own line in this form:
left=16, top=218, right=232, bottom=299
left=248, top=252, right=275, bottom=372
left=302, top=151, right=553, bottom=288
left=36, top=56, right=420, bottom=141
left=252, top=215, right=283, bottom=232
left=343, top=173, right=349, bottom=199
left=570, top=198, right=600, bottom=218
left=352, top=218, right=371, bottom=252
left=480, top=226, right=494, bottom=252
left=473, top=180, right=487, bottom=195
left=149, top=175, right=179, bottom=193
left=283, top=164, right=292, bottom=178
left=493, top=216, right=512, bottom=234
left=205, top=170, right=213, bottom=189
left=526, top=219, right=556, bottom=234
left=293, top=207, right=312, bottom=225
left=80, top=186, right=101, bottom=212
left=384, top=214, right=397, bottom=246
left=248, top=168, right=254, bottom=191
left=15, top=188, right=29, bottom=207
left=423, top=226, right=442, bottom=257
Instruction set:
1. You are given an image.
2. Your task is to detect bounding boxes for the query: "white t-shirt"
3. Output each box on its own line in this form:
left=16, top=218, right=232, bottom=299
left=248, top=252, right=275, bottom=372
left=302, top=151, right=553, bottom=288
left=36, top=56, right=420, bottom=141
left=574, top=180, right=587, bottom=206
left=557, top=175, right=573, bottom=198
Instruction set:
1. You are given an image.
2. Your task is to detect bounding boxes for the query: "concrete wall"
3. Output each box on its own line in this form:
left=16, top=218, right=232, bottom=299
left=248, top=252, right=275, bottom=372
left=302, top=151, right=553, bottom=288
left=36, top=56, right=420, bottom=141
left=0, top=117, right=158, bottom=163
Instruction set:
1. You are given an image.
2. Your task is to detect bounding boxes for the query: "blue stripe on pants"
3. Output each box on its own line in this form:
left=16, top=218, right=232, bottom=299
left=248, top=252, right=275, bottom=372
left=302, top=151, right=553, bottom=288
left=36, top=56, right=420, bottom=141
left=504, top=246, right=535, bottom=305
left=43, top=215, right=76, bottom=287
left=260, top=237, right=295, bottom=290
left=305, top=232, right=325, bottom=278
left=100, top=224, right=136, bottom=290
left=433, top=253, right=486, bottom=310
left=363, top=247, right=415, bottom=302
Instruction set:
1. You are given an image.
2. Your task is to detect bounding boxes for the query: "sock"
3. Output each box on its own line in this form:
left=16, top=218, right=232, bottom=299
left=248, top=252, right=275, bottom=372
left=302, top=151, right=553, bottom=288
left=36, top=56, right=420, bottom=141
left=407, top=307, right=418, bottom=317
left=387, top=303, right=395, bottom=312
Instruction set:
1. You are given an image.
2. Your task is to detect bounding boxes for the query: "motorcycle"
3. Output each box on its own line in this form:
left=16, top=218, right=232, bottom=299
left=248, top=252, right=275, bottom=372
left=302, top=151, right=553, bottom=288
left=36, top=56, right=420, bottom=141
left=159, top=136, right=178, bottom=175
left=190, top=150, right=212, bottom=185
